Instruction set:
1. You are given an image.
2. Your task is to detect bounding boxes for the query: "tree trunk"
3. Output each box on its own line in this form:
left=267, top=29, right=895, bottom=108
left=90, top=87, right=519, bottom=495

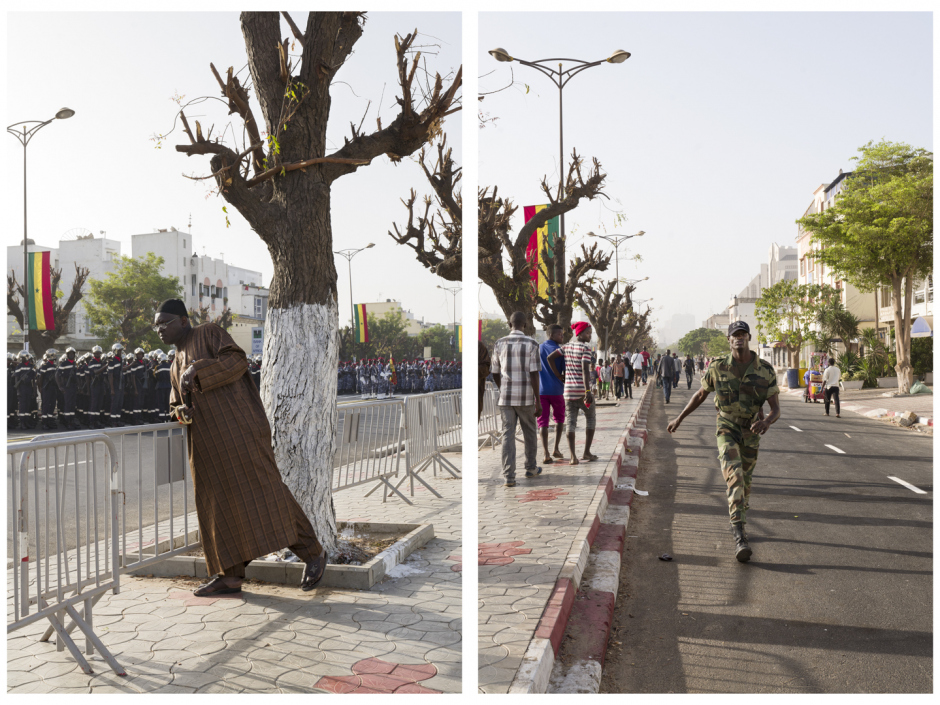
left=259, top=187, right=341, bottom=553
left=892, top=274, right=914, bottom=394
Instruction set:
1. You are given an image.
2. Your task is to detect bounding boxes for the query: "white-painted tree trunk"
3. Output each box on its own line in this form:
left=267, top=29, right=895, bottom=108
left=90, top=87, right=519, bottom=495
left=261, top=300, right=339, bottom=553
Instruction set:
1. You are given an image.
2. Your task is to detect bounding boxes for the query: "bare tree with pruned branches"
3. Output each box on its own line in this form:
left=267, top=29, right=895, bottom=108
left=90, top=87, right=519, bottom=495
left=388, top=133, right=461, bottom=281
left=8, top=263, right=89, bottom=353
left=164, top=12, right=461, bottom=550
left=479, top=150, right=610, bottom=336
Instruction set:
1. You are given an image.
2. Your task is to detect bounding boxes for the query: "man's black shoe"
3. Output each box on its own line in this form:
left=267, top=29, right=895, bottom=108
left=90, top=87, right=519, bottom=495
left=525, top=467, right=542, bottom=478
left=731, top=523, right=751, bottom=563
left=504, top=479, right=516, bottom=487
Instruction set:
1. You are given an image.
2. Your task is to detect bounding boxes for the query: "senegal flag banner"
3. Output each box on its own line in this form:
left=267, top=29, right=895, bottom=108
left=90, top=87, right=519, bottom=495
left=456, top=324, right=463, bottom=353
left=27, top=251, right=55, bottom=331
left=353, top=303, right=369, bottom=343
left=524, top=205, right=559, bottom=301
left=389, top=357, right=397, bottom=386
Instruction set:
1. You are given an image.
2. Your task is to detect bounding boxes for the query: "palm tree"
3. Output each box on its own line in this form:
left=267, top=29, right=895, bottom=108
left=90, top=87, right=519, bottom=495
left=816, top=298, right=862, bottom=354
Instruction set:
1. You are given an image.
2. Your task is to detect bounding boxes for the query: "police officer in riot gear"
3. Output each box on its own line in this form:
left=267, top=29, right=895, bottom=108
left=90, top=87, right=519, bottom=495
left=56, top=347, right=80, bottom=429
left=107, top=343, right=126, bottom=427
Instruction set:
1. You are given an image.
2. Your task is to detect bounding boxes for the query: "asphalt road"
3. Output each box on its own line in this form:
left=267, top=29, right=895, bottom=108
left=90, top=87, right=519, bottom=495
left=601, top=379, right=933, bottom=694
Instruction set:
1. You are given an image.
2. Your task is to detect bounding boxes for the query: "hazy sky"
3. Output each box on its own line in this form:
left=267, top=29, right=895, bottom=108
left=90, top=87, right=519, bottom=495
left=6, top=11, right=462, bottom=328
left=479, top=11, right=932, bottom=340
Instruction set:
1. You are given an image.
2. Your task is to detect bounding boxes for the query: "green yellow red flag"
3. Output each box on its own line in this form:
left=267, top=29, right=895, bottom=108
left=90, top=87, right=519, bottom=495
left=456, top=324, right=463, bottom=353
left=353, top=303, right=369, bottom=343
left=27, top=251, right=54, bottom=331
left=524, top=205, right=559, bottom=301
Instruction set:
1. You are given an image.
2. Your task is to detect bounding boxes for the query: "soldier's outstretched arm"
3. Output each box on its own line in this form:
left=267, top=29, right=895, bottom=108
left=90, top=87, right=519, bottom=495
left=667, top=387, right=710, bottom=434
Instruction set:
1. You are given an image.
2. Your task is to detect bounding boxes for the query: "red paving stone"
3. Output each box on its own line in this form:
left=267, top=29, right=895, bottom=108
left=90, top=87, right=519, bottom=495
left=516, top=488, right=569, bottom=503
left=478, top=541, right=532, bottom=566
left=316, top=658, right=440, bottom=694
left=447, top=554, right=462, bottom=572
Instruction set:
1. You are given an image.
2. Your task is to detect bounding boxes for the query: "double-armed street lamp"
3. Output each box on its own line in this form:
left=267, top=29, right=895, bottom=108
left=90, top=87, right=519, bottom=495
left=489, top=47, right=630, bottom=301
left=333, top=243, right=374, bottom=328
left=588, top=231, right=645, bottom=297
left=437, top=284, right=462, bottom=360
left=7, top=107, right=75, bottom=352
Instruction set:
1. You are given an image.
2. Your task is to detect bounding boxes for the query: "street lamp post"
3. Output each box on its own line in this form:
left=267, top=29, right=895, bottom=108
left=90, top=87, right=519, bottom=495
left=333, top=243, right=375, bottom=329
left=437, top=284, right=461, bottom=360
left=588, top=231, right=645, bottom=297
left=489, top=48, right=630, bottom=305
left=7, top=108, right=75, bottom=352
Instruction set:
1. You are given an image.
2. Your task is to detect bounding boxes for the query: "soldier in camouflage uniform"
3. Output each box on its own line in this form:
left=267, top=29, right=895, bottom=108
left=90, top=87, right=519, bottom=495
left=667, top=321, right=780, bottom=563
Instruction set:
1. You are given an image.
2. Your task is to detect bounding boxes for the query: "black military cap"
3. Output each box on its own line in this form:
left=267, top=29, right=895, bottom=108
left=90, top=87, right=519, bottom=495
left=728, top=320, right=750, bottom=336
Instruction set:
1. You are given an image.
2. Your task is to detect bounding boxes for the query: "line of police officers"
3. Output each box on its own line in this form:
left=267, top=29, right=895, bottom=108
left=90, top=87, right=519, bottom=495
left=336, top=359, right=461, bottom=398
left=7, top=343, right=176, bottom=432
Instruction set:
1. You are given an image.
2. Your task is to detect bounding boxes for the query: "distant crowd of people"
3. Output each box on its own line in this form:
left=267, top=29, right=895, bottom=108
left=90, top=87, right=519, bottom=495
left=337, top=359, right=461, bottom=398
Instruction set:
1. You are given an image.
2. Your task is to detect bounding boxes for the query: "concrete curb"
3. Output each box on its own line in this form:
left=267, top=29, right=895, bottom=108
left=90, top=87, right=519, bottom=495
left=783, top=387, right=933, bottom=426
left=508, top=382, right=654, bottom=694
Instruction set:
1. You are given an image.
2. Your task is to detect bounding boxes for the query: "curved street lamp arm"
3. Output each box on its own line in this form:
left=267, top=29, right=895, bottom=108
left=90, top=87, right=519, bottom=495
left=6, top=118, right=56, bottom=147
left=560, top=61, right=606, bottom=88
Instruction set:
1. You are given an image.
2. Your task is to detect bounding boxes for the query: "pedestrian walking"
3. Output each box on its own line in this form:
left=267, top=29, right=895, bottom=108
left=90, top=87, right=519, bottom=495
left=538, top=324, right=566, bottom=465
left=631, top=349, right=644, bottom=389
left=623, top=353, right=634, bottom=399
left=478, top=341, right=491, bottom=421
left=822, top=356, right=841, bottom=418
left=490, top=312, right=542, bottom=487
left=657, top=349, right=676, bottom=403
left=641, top=346, right=651, bottom=384
left=683, top=353, right=695, bottom=389
left=666, top=321, right=781, bottom=563
left=600, top=359, right=613, bottom=400
left=672, top=352, right=681, bottom=389
left=153, top=299, right=327, bottom=596
left=612, top=354, right=626, bottom=399
left=562, top=322, right=598, bottom=465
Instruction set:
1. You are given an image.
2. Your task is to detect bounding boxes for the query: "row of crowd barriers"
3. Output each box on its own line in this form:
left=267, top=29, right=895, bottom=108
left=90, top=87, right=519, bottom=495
left=478, top=383, right=506, bottom=449
left=7, top=390, right=461, bottom=674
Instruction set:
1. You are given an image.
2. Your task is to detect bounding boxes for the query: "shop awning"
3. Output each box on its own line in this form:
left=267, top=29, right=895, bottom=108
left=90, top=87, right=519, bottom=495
left=911, top=317, right=932, bottom=338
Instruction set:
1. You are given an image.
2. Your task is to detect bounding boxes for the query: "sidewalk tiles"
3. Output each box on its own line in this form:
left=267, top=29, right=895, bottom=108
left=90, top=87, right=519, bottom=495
left=6, top=453, right=462, bottom=694
left=478, top=388, right=651, bottom=693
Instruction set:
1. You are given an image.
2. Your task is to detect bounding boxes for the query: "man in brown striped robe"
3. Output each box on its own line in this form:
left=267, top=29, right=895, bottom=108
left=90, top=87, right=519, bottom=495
left=153, top=299, right=327, bottom=596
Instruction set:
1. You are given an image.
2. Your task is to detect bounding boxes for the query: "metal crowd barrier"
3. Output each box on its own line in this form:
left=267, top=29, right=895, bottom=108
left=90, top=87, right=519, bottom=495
left=478, top=384, right=502, bottom=449
left=334, top=399, right=410, bottom=504
left=7, top=434, right=126, bottom=675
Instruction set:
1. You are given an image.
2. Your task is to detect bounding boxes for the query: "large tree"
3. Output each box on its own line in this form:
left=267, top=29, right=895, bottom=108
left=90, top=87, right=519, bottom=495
left=573, top=278, right=637, bottom=355
left=7, top=263, right=89, bottom=353
left=796, top=140, right=932, bottom=393
left=754, top=280, right=838, bottom=369
left=171, top=13, right=460, bottom=550
left=677, top=327, right=731, bottom=357
left=84, top=253, right=184, bottom=350
left=479, top=152, right=609, bottom=336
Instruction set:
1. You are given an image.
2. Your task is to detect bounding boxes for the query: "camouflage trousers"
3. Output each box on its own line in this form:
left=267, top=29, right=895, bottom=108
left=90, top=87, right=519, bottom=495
left=715, top=416, right=761, bottom=525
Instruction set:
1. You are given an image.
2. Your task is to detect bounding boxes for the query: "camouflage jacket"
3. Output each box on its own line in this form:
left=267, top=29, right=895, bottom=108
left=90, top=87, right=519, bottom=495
left=701, top=352, right=779, bottom=420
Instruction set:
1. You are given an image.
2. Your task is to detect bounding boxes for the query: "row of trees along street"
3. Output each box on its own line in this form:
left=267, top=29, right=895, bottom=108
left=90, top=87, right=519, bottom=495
left=755, top=139, right=931, bottom=395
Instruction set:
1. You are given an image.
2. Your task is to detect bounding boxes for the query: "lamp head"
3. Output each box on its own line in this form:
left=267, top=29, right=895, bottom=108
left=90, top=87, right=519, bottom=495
left=489, top=48, right=513, bottom=63
left=366, top=243, right=375, bottom=248
left=607, top=50, right=631, bottom=64
left=55, top=108, right=75, bottom=120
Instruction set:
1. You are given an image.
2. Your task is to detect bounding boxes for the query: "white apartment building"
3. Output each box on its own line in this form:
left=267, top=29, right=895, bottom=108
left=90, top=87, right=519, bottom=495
left=797, top=170, right=877, bottom=354
left=768, top=243, right=798, bottom=286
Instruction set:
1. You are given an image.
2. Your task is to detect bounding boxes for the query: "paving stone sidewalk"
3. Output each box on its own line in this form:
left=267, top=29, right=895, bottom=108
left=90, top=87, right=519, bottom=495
left=478, top=392, right=645, bottom=693
left=6, top=453, right=462, bottom=694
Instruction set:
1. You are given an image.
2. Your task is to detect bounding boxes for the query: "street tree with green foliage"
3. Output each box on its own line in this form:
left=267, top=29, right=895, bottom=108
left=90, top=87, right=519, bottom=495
left=84, top=253, right=183, bottom=350
left=754, top=280, right=838, bottom=369
left=418, top=323, right=456, bottom=360
left=480, top=317, right=510, bottom=348
left=796, top=140, right=932, bottom=393
left=677, top=327, right=730, bottom=357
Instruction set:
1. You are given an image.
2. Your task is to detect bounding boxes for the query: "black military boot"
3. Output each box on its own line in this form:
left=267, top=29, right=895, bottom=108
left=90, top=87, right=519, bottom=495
left=731, top=523, right=752, bottom=563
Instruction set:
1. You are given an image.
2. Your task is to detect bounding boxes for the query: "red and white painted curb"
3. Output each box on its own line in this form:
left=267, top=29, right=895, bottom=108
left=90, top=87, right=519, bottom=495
left=783, top=388, right=933, bottom=426
left=508, top=382, right=654, bottom=694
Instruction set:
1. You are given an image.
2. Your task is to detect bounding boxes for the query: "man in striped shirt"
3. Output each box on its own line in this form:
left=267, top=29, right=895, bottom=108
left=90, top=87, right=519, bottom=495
left=491, top=312, right=542, bottom=487
left=563, top=322, right=599, bottom=465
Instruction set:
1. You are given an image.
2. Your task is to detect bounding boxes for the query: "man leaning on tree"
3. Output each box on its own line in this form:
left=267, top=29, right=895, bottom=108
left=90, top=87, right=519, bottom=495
left=154, top=298, right=327, bottom=596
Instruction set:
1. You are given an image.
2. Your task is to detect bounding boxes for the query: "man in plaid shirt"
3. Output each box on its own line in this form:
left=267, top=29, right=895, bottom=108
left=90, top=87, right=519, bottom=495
left=491, top=312, right=542, bottom=487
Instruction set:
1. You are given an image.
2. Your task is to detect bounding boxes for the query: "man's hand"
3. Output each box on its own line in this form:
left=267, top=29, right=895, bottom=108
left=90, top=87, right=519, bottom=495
left=750, top=418, right=771, bottom=435
left=180, top=364, right=198, bottom=393
left=667, top=418, right=681, bottom=434
left=585, top=391, right=594, bottom=406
